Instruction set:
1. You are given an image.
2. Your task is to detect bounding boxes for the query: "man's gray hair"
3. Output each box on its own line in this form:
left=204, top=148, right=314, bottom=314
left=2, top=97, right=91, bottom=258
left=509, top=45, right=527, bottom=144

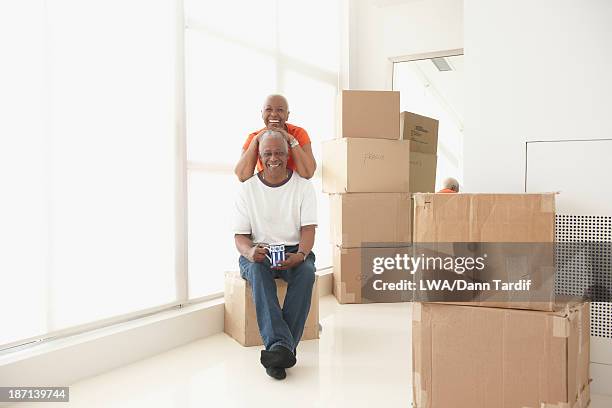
left=259, top=130, right=288, bottom=154
left=442, top=177, right=460, bottom=192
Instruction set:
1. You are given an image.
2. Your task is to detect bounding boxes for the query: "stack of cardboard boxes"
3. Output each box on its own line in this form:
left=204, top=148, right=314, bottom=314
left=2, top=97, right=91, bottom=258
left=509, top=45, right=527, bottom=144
left=322, top=90, right=439, bottom=304
left=323, top=90, right=410, bottom=304
left=320, top=90, right=590, bottom=405
left=411, top=193, right=591, bottom=408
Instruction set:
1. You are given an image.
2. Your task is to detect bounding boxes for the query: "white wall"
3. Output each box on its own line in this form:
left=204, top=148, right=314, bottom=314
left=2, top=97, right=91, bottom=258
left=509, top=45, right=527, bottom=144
left=382, top=0, right=463, bottom=58
left=346, top=0, right=463, bottom=90
left=347, top=0, right=386, bottom=89
left=463, top=0, right=612, bottom=192
left=461, top=1, right=612, bottom=395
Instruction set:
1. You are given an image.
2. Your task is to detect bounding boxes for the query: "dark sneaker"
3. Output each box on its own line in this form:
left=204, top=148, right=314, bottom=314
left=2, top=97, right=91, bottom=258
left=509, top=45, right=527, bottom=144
left=260, top=345, right=297, bottom=369
left=265, top=367, right=287, bottom=380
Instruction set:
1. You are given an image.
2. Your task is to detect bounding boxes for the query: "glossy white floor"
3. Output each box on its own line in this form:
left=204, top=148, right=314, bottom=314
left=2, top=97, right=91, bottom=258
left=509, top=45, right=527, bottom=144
left=10, top=296, right=612, bottom=408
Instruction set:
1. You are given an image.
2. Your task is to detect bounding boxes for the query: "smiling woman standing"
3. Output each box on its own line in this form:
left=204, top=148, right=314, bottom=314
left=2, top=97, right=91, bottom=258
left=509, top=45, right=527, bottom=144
left=234, top=94, right=317, bottom=182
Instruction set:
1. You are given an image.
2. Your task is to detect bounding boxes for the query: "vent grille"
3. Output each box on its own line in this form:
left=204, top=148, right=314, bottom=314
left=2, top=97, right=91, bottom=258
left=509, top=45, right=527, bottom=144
left=555, top=214, right=612, bottom=338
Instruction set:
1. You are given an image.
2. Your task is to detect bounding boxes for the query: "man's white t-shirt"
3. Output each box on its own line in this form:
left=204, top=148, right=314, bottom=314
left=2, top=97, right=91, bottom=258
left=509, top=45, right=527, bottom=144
left=233, top=172, right=317, bottom=245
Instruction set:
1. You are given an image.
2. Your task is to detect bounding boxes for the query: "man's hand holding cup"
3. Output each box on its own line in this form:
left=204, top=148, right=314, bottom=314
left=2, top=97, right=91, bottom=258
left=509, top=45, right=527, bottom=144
left=272, top=252, right=305, bottom=270
left=248, top=244, right=268, bottom=263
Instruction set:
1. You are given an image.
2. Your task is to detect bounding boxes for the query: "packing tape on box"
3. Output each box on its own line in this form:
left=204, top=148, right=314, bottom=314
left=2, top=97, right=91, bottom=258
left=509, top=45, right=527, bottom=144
left=413, top=373, right=428, bottom=408
left=580, top=303, right=589, bottom=356
left=574, top=389, right=583, bottom=408
left=413, top=194, right=427, bottom=208
left=468, top=196, right=477, bottom=241
left=412, top=302, right=422, bottom=322
left=340, top=234, right=363, bottom=249
left=224, top=271, right=241, bottom=297
left=540, top=193, right=556, bottom=213
left=540, top=403, right=570, bottom=408
left=340, top=282, right=356, bottom=303
left=577, top=306, right=583, bottom=355
left=553, top=316, right=570, bottom=338
left=418, top=390, right=427, bottom=406
left=226, top=283, right=235, bottom=298
left=575, top=381, right=590, bottom=408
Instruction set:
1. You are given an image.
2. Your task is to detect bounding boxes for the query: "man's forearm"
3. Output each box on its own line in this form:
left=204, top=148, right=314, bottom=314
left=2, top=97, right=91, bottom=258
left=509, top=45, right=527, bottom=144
left=298, top=225, right=316, bottom=256
left=235, top=234, right=255, bottom=258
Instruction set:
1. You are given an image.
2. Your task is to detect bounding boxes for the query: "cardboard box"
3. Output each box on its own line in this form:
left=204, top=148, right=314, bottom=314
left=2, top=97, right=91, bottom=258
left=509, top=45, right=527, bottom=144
left=412, top=193, right=557, bottom=311
left=330, top=193, right=412, bottom=247
left=400, top=111, right=439, bottom=154
left=322, top=138, right=410, bottom=193
left=338, top=90, right=400, bottom=140
left=333, top=246, right=413, bottom=304
left=413, top=193, right=555, bottom=243
left=224, top=271, right=319, bottom=347
left=412, top=301, right=590, bottom=408
left=409, top=151, right=437, bottom=193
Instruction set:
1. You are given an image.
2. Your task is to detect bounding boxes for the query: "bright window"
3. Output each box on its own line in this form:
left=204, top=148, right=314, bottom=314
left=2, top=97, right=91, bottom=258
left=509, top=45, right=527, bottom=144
left=185, top=0, right=339, bottom=298
left=0, top=0, right=178, bottom=348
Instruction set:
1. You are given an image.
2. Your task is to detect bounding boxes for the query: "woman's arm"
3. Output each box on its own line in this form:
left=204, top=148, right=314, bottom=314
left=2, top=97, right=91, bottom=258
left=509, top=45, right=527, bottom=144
left=289, top=142, right=317, bottom=179
left=234, top=131, right=265, bottom=182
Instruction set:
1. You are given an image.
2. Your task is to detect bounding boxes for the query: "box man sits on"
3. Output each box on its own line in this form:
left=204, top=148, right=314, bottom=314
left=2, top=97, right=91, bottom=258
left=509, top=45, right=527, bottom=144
left=233, top=130, right=317, bottom=380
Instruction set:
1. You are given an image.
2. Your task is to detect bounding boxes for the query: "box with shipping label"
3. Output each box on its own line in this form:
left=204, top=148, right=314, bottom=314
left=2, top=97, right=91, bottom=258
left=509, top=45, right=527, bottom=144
left=412, top=301, right=590, bottom=408
left=400, top=111, right=439, bottom=154
left=224, top=271, right=319, bottom=346
left=338, top=90, right=400, bottom=140
left=330, top=193, right=412, bottom=248
left=322, top=138, right=410, bottom=193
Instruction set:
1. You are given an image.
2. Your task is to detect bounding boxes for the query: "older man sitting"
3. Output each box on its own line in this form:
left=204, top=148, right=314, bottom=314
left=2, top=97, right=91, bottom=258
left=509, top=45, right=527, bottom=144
left=233, top=130, right=317, bottom=380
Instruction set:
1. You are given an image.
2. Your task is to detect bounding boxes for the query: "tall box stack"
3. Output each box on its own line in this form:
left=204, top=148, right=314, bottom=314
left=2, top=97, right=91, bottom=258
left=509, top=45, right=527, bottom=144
left=323, top=90, right=412, bottom=304
left=400, top=112, right=438, bottom=194
left=411, top=193, right=591, bottom=408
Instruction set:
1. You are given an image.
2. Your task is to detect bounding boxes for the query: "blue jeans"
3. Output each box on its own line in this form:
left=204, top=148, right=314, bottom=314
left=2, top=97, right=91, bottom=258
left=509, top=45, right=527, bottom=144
left=239, top=245, right=316, bottom=352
